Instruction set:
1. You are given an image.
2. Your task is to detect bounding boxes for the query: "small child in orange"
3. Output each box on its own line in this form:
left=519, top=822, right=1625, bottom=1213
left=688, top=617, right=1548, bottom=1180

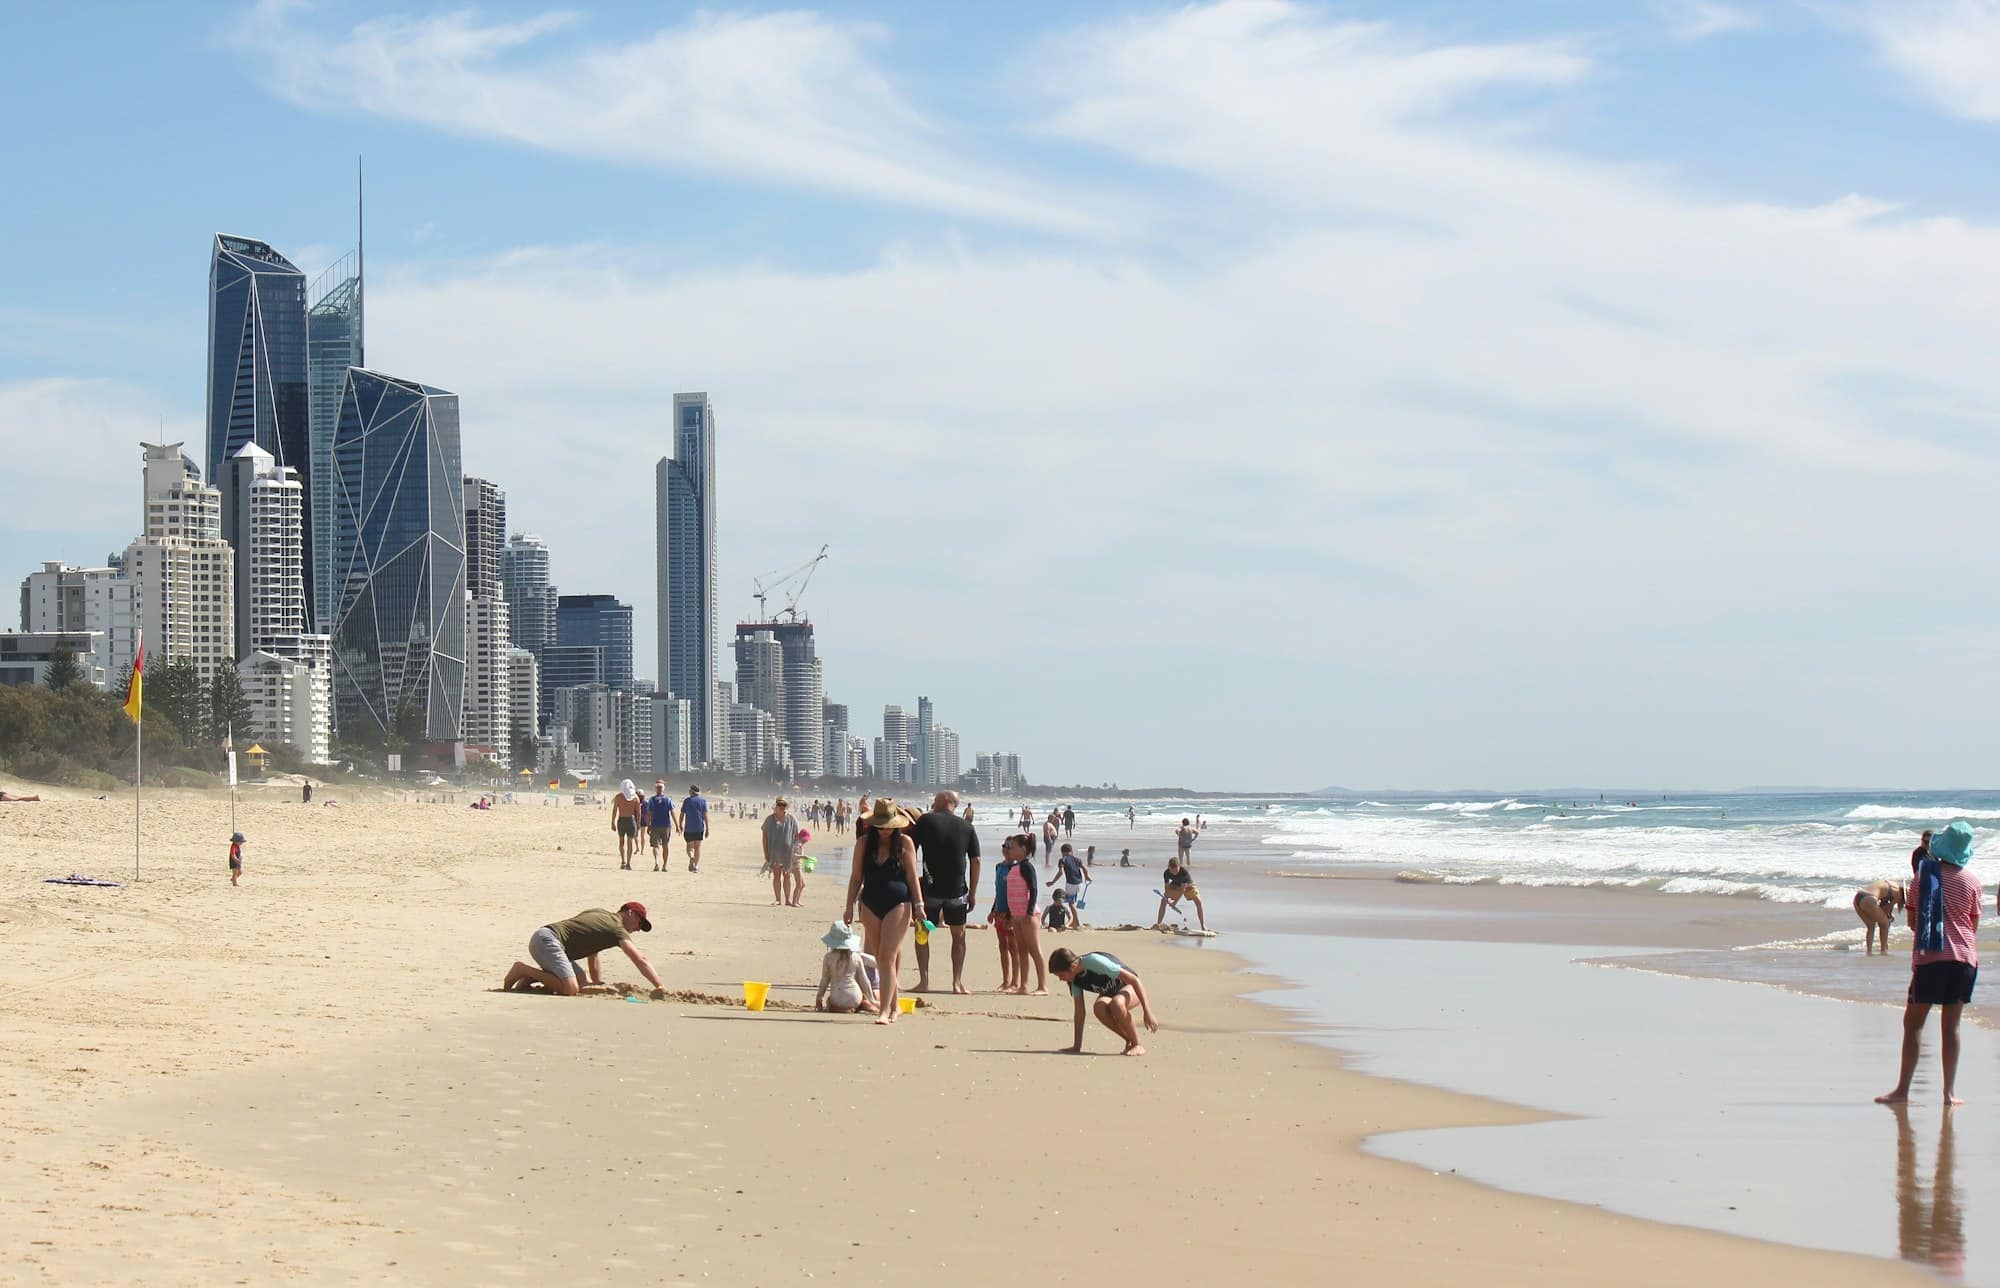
left=228, top=831, right=245, bottom=886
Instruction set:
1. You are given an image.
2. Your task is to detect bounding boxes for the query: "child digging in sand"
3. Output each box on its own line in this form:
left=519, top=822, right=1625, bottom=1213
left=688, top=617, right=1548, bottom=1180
left=1049, top=947, right=1158, bottom=1056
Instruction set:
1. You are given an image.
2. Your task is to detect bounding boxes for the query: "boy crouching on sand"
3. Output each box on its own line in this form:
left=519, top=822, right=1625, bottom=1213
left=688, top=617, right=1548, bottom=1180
left=1050, top=947, right=1158, bottom=1056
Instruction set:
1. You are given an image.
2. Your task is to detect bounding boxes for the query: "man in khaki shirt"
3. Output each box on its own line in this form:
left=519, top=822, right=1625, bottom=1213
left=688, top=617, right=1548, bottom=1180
left=502, top=902, right=665, bottom=996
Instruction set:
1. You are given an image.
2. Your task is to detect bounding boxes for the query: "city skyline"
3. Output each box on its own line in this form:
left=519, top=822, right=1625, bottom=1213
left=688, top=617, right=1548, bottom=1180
left=4, top=3, right=1998, bottom=789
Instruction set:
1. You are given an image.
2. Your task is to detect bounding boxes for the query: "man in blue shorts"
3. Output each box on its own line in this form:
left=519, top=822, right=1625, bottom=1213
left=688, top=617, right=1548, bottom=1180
left=680, top=785, right=709, bottom=873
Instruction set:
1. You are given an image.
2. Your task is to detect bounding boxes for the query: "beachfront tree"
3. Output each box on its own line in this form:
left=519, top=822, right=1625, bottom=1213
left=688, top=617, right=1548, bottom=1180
left=42, top=643, right=82, bottom=692
left=149, top=659, right=207, bottom=748
left=511, top=729, right=538, bottom=773
left=207, top=667, right=254, bottom=747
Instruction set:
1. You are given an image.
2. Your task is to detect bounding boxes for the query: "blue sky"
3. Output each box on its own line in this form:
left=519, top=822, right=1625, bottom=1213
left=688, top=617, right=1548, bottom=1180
left=4, top=0, right=1998, bottom=790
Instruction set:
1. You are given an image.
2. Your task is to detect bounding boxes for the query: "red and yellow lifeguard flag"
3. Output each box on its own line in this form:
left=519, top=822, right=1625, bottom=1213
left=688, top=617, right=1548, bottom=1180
left=121, top=635, right=144, bottom=725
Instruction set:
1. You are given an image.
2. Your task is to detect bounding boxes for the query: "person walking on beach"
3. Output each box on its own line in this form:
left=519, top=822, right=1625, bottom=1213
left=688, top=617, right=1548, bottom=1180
left=1155, top=855, right=1208, bottom=932
left=1062, top=805, right=1075, bottom=838
left=1019, top=804, right=1032, bottom=832
left=912, top=790, right=981, bottom=994
left=1127, top=805, right=1135, bottom=830
left=1042, top=810, right=1060, bottom=863
left=1855, top=878, right=1906, bottom=955
left=764, top=798, right=801, bottom=905
left=1049, top=947, right=1158, bottom=1056
left=814, top=921, right=879, bottom=1014
left=502, top=902, right=665, bottom=996
left=1175, top=817, right=1198, bottom=865
left=1912, top=830, right=1933, bottom=877
left=643, top=781, right=677, bottom=871
left=843, top=799, right=925, bottom=1024
left=1054, top=843, right=1087, bottom=912
left=228, top=831, right=245, bottom=886
left=993, top=833, right=1047, bottom=994
left=681, top=785, right=709, bottom=873
left=612, top=781, right=644, bottom=870
left=1878, top=822, right=1981, bottom=1105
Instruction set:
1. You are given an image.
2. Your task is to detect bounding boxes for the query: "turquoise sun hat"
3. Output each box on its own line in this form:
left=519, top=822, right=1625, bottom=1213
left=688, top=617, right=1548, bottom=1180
left=1931, top=821, right=1976, bottom=867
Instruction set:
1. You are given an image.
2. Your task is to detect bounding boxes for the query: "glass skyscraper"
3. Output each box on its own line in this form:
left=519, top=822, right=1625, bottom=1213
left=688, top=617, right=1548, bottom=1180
left=208, top=235, right=312, bottom=619
left=656, top=393, right=718, bottom=767
left=307, top=252, right=362, bottom=632
left=501, top=533, right=556, bottom=657
left=329, top=369, right=467, bottom=743
left=557, top=593, right=634, bottom=690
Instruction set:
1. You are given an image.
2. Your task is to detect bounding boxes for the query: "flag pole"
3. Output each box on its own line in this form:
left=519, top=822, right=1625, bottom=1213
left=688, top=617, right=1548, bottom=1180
left=134, top=697, right=142, bottom=882
left=125, top=630, right=145, bottom=882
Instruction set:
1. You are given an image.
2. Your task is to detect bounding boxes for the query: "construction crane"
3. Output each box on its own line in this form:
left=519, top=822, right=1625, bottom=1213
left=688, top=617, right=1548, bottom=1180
left=751, top=545, right=829, bottom=623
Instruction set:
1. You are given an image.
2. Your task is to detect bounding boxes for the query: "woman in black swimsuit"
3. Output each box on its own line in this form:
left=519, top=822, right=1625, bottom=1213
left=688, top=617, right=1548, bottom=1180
left=844, top=797, right=925, bottom=1024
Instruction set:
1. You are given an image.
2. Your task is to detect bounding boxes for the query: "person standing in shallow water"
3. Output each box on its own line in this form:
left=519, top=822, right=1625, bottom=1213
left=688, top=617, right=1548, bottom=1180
left=1879, top=822, right=1981, bottom=1106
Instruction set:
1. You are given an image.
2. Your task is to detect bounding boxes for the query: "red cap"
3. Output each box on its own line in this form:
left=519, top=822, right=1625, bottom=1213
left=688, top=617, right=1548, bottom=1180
left=620, top=901, right=652, bottom=932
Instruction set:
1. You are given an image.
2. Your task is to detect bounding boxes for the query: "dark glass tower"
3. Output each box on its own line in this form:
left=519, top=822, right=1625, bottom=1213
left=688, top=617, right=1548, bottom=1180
left=556, top=594, right=634, bottom=690
left=656, top=393, right=717, bottom=766
left=308, top=256, right=362, bottom=632
left=329, top=369, right=467, bottom=743
left=208, top=235, right=312, bottom=618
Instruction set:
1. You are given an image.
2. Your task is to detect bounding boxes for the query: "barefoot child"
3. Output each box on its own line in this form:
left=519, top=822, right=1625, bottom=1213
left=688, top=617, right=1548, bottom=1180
left=1049, top=947, right=1159, bottom=1056
left=228, top=831, right=245, bottom=886
left=1877, top=822, right=1980, bottom=1106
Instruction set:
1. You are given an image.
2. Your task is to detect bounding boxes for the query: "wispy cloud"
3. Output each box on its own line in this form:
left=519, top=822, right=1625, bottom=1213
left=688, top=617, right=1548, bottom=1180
left=1652, top=0, right=1762, bottom=41
left=224, top=0, right=1099, bottom=233
left=1863, top=0, right=2000, bottom=121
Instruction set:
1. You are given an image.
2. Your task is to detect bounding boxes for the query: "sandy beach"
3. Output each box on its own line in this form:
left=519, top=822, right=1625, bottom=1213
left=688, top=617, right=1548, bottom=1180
left=0, top=780, right=1923, bottom=1285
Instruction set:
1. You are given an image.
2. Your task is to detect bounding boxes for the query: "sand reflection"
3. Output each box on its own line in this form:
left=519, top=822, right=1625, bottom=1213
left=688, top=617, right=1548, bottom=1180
left=1893, top=1103, right=1965, bottom=1276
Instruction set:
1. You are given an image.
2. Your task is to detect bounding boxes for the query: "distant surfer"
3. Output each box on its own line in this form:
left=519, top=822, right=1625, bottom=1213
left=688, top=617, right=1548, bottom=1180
left=1855, top=878, right=1905, bottom=955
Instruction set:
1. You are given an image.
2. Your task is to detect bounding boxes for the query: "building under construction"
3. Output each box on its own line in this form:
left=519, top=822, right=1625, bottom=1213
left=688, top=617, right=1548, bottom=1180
left=730, top=618, right=823, bottom=778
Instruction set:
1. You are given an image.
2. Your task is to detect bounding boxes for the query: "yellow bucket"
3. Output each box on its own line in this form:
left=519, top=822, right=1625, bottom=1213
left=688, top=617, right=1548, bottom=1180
left=743, top=981, right=772, bottom=1011
left=897, top=997, right=917, bottom=1015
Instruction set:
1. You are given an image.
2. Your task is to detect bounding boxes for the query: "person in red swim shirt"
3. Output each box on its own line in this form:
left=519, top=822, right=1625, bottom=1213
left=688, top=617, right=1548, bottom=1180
left=1878, top=822, right=1981, bottom=1106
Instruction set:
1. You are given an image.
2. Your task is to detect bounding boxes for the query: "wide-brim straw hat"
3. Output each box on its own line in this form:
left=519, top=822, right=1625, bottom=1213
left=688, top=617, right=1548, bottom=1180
left=864, top=798, right=911, bottom=830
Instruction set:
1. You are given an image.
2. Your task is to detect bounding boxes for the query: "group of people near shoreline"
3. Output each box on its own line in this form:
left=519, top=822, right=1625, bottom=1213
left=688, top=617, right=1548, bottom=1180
left=609, top=780, right=712, bottom=872
left=505, top=789, right=1169, bottom=1053
left=1851, top=823, right=1983, bottom=1105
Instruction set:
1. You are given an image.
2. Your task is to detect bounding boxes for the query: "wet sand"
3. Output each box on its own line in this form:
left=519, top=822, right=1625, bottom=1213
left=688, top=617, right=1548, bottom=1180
left=0, top=780, right=1922, bottom=1284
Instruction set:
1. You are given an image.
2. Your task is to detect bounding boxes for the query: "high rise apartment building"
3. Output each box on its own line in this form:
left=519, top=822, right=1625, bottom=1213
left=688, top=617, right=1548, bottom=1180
left=223, top=443, right=307, bottom=656
left=328, top=370, right=466, bottom=742
left=500, top=533, right=555, bottom=657
left=20, top=562, right=136, bottom=682
left=656, top=392, right=718, bottom=767
left=463, top=478, right=507, bottom=599
left=539, top=645, right=603, bottom=733
left=222, top=443, right=332, bottom=759
left=208, top=235, right=313, bottom=625
left=462, top=477, right=511, bottom=760
left=823, top=701, right=849, bottom=777
left=733, top=629, right=783, bottom=719
left=650, top=695, right=693, bottom=777
left=930, top=725, right=961, bottom=786
left=124, top=442, right=235, bottom=684
left=557, top=594, right=633, bottom=690
left=506, top=646, right=540, bottom=747
left=915, top=695, right=936, bottom=787
left=463, top=595, right=513, bottom=760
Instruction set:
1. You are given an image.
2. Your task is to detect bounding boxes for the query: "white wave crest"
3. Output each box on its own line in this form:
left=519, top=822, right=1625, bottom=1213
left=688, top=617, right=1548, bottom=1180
left=1844, top=804, right=2000, bottom=822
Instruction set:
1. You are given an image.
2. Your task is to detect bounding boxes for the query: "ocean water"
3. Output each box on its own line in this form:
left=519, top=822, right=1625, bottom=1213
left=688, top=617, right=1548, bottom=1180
left=1012, top=793, right=2000, bottom=1278
left=1038, top=791, right=2000, bottom=909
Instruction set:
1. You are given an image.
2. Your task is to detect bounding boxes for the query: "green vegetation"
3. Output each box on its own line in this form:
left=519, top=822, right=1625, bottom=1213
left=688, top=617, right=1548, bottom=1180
left=0, top=673, right=309, bottom=789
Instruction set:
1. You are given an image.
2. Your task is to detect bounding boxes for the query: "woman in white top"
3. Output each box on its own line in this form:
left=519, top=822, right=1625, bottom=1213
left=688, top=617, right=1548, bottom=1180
left=815, top=922, right=879, bottom=1014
